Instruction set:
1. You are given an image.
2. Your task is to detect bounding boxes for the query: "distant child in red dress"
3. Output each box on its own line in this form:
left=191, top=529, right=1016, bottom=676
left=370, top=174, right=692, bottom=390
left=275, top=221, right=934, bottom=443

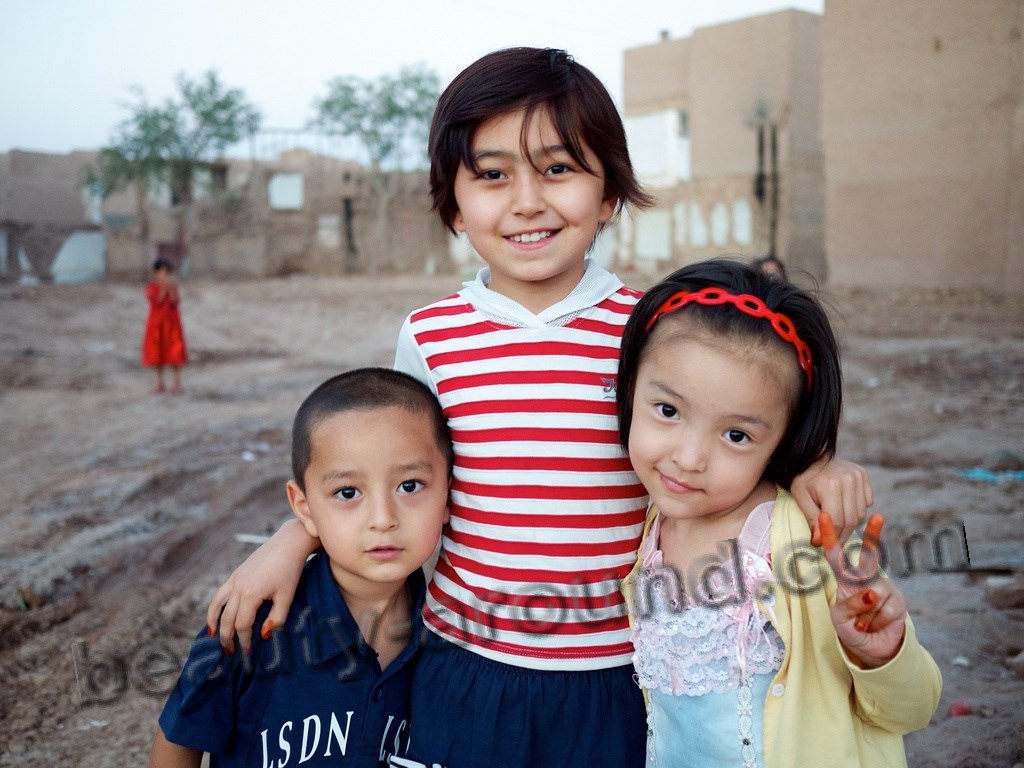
left=142, top=258, right=188, bottom=394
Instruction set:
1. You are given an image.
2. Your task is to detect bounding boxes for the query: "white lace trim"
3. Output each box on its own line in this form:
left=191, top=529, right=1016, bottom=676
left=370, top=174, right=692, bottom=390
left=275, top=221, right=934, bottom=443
left=632, top=551, right=785, bottom=697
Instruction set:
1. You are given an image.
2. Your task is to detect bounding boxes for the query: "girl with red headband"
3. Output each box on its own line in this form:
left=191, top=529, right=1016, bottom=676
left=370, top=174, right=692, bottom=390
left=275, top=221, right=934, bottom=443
left=618, top=259, right=941, bottom=767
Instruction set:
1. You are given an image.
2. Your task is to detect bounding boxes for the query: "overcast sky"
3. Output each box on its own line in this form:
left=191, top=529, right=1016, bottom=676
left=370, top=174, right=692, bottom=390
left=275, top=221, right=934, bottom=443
left=3, top=0, right=823, bottom=156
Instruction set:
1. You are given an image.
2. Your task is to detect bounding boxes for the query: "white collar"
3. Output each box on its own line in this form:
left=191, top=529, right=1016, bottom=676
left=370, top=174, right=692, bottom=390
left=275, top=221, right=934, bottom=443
left=460, top=258, right=624, bottom=328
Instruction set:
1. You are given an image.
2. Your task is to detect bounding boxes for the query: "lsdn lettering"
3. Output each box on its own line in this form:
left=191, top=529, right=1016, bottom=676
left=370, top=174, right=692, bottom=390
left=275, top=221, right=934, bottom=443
left=260, top=711, right=409, bottom=767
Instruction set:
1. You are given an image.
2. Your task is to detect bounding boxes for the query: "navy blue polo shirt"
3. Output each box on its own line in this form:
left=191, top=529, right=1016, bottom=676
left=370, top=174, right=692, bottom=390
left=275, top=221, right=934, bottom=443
left=159, top=552, right=426, bottom=767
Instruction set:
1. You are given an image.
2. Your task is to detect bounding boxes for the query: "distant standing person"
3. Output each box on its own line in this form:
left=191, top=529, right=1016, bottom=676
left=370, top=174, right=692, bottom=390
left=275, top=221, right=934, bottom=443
left=142, top=258, right=187, bottom=394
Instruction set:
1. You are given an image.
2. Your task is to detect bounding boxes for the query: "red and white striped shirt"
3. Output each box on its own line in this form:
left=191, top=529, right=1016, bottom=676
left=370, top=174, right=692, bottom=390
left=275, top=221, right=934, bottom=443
left=395, top=262, right=649, bottom=670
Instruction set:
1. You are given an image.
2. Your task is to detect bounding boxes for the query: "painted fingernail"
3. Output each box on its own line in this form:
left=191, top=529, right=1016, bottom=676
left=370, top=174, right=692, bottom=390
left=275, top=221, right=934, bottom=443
left=818, top=512, right=838, bottom=550
left=224, top=644, right=235, bottom=656
left=855, top=619, right=869, bottom=632
left=261, top=619, right=275, bottom=640
left=862, top=590, right=876, bottom=607
left=865, top=513, right=885, bottom=541
left=207, top=624, right=216, bottom=637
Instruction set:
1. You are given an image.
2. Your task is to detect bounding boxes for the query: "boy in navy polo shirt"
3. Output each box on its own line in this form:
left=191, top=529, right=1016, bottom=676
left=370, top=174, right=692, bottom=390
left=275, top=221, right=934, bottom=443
left=149, top=368, right=453, bottom=768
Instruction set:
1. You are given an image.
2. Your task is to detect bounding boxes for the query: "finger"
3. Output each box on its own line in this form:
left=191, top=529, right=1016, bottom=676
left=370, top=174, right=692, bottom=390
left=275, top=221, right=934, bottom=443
left=839, top=479, right=863, bottom=540
left=260, top=618, right=275, bottom=641
left=864, top=513, right=884, bottom=543
left=206, top=581, right=231, bottom=636
left=856, top=589, right=880, bottom=630
left=236, top=625, right=253, bottom=658
left=818, top=512, right=853, bottom=585
left=818, top=511, right=839, bottom=551
left=265, top=594, right=293, bottom=639
left=845, top=514, right=883, bottom=581
left=858, top=513, right=884, bottom=568
left=819, top=512, right=876, bottom=594
left=865, top=588, right=906, bottom=632
left=233, top=599, right=260, bottom=657
left=835, top=588, right=878, bottom=626
left=862, top=470, right=875, bottom=509
left=218, top=593, right=240, bottom=650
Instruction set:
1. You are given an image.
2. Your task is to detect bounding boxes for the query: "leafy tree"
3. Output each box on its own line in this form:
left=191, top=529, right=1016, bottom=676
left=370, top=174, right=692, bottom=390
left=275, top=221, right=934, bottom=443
left=310, top=64, right=440, bottom=272
left=91, top=70, right=261, bottom=267
left=87, top=93, right=177, bottom=265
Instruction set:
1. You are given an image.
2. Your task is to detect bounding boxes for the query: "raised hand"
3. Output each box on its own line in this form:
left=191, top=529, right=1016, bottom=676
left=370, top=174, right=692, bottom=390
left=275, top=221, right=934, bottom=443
left=818, top=512, right=907, bottom=669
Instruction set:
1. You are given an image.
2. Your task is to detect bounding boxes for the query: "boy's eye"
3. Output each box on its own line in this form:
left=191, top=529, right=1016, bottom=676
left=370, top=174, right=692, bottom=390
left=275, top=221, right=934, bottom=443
left=655, top=403, right=677, bottom=419
left=725, top=429, right=749, bottom=444
left=335, top=487, right=361, bottom=500
left=480, top=169, right=505, bottom=181
left=547, top=163, right=570, bottom=175
left=398, top=480, right=424, bottom=494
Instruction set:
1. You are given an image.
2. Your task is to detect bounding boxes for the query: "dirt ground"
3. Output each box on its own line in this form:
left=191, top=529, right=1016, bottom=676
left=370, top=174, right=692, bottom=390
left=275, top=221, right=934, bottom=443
left=1, top=272, right=1022, bottom=767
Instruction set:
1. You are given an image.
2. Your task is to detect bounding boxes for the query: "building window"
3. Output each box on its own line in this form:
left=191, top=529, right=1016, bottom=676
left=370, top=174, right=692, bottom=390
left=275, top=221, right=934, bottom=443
left=626, top=110, right=691, bottom=186
left=710, top=202, right=729, bottom=247
left=732, top=198, right=753, bottom=245
left=317, top=214, right=341, bottom=248
left=210, top=163, right=228, bottom=191
left=688, top=203, right=709, bottom=248
left=634, top=209, right=672, bottom=260
left=268, top=173, right=304, bottom=210
left=677, top=111, right=691, bottom=182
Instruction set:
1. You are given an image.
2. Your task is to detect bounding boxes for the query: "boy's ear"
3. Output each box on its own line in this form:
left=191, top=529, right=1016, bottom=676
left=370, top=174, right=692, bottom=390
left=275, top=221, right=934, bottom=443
left=598, top=196, right=616, bottom=225
left=286, top=480, right=319, bottom=539
left=452, top=211, right=466, bottom=234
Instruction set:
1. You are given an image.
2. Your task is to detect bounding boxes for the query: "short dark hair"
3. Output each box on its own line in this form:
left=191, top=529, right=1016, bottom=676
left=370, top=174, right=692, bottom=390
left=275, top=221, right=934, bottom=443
left=153, top=258, right=174, bottom=273
left=617, top=259, right=841, bottom=488
left=292, top=368, right=453, bottom=491
left=428, top=47, right=653, bottom=233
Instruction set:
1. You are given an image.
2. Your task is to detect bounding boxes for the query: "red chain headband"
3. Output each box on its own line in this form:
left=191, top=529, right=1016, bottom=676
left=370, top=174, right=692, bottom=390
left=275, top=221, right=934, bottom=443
left=644, top=287, right=813, bottom=390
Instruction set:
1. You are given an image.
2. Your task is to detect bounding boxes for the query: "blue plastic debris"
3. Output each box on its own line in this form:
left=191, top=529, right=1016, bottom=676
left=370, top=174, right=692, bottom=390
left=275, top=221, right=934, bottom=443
left=959, top=468, right=1024, bottom=484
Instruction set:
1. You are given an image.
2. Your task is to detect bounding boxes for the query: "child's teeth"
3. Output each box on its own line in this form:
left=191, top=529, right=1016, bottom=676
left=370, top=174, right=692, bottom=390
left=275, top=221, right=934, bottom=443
left=512, top=231, right=551, bottom=242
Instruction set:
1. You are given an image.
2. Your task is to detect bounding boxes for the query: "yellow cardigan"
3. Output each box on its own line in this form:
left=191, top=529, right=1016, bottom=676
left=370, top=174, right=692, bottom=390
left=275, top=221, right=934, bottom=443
left=622, top=490, right=942, bottom=768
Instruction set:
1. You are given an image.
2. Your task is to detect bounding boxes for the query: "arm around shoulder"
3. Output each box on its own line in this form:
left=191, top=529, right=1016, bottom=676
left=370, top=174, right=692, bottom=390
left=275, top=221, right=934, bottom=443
left=844, top=617, right=942, bottom=734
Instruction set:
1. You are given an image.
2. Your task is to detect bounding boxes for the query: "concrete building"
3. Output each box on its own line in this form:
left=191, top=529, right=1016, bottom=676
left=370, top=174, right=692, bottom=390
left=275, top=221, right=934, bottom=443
left=622, top=10, right=825, bottom=277
left=822, top=0, right=1023, bottom=292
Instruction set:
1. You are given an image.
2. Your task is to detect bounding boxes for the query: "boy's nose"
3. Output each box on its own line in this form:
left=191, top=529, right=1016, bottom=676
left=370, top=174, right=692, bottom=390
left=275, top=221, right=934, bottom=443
left=368, top=497, right=399, bottom=531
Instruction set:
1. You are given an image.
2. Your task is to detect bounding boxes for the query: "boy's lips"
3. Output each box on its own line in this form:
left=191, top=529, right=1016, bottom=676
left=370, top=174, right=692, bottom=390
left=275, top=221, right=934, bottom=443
left=367, top=545, right=403, bottom=561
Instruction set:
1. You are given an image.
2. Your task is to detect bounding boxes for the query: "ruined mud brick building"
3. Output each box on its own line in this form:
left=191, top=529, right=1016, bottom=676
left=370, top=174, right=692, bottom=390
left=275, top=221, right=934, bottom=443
left=0, top=150, right=104, bottom=283
left=100, top=148, right=452, bottom=280
left=0, top=146, right=453, bottom=282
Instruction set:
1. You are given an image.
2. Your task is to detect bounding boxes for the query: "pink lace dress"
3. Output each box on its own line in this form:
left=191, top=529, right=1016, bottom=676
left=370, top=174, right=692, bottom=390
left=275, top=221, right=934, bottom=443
left=631, top=501, right=786, bottom=767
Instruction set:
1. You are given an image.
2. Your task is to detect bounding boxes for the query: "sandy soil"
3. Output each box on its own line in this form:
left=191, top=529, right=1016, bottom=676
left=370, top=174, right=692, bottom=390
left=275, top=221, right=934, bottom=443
left=0, top=273, right=1022, bottom=767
